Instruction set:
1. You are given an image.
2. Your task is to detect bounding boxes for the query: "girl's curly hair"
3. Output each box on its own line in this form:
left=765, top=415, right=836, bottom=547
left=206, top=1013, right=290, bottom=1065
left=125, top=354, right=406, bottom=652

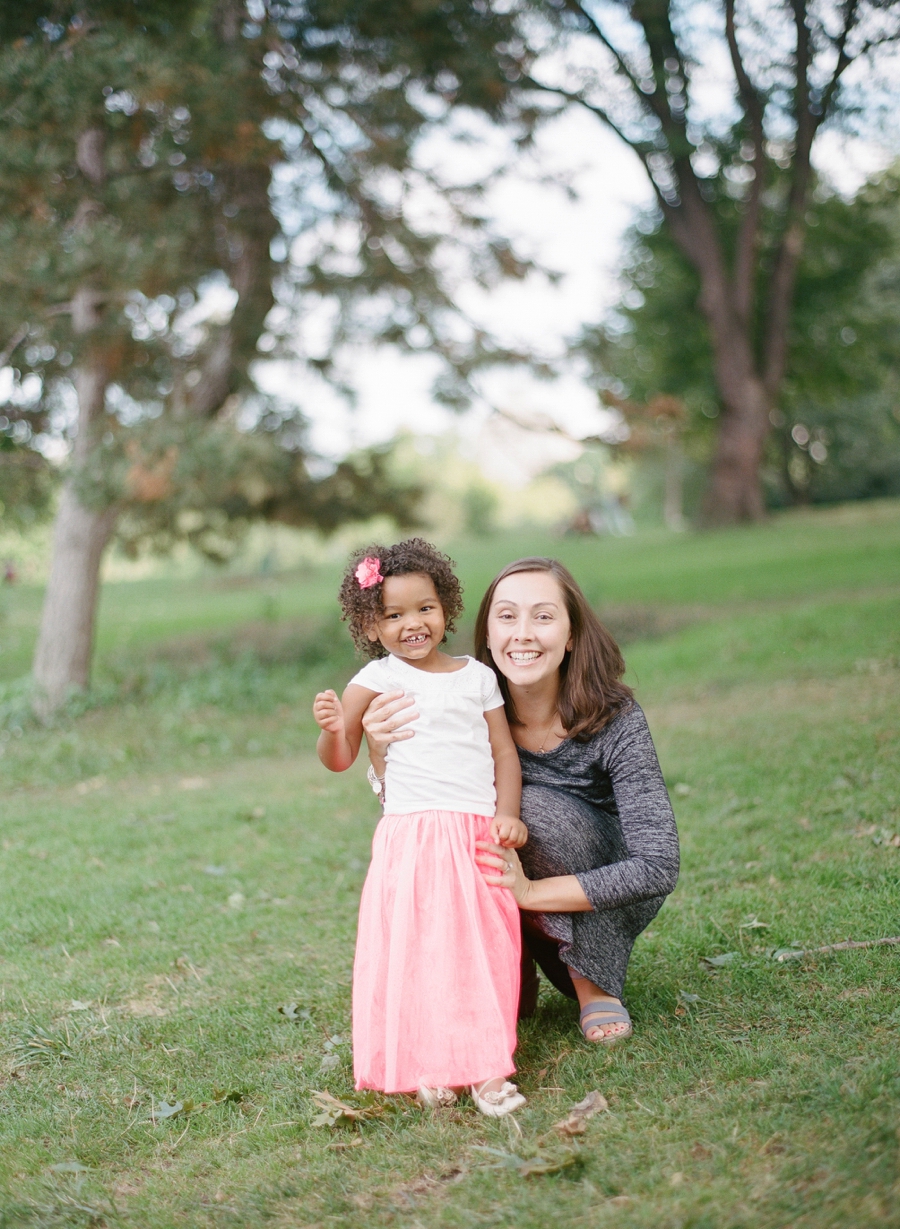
left=338, top=538, right=463, bottom=658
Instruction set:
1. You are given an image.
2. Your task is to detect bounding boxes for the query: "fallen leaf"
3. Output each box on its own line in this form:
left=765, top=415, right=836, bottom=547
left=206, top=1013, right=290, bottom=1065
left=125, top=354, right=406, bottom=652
left=278, top=1003, right=311, bottom=1022
left=49, top=1161, right=89, bottom=1174
left=227, top=892, right=245, bottom=910
left=552, top=1090, right=608, bottom=1136
left=471, top=1145, right=580, bottom=1177
left=152, top=1099, right=184, bottom=1121
left=213, top=1090, right=245, bottom=1105
left=669, top=1171, right=684, bottom=1186
left=701, top=952, right=738, bottom=968
left=69, top=1000, right=91, bottom=1012
left=310, top=1089, right=383, bottom=1128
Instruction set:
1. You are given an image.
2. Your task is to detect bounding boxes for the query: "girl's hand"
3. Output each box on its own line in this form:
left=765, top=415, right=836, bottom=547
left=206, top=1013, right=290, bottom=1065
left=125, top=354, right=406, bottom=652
left=361, top=690, right=419, bottom=758
left=475, top=842, right=532, bottom=907
left=313, top=689, right=345, bottom=735
left=491, top=814, right=528, bottom=849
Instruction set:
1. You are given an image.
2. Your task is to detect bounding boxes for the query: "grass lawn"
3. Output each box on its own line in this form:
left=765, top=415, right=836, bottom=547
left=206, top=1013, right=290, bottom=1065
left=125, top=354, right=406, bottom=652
left=1, top=500, right=899, bottom=1228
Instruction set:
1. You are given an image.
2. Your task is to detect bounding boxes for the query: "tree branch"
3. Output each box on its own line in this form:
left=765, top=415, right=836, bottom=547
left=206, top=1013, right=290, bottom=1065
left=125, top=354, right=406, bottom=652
left=762, top=0, right=816, bottom=397
left=561, top=0, right=653, bottom=108
left=520, top=74, right=671, bottom=213
left=0, top=323, right=29, bottom=370
left=725, top=0, right=766, bottom=323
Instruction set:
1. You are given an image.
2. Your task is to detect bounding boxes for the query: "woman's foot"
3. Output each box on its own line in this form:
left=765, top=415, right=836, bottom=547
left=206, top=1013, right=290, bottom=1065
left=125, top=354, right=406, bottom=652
left=579, top=999, right=632, bottom=1044
left=416, top=1086, right=458, bottom=1109
left=568, top=970, right=633, bottom=1043
left=470, top=1078, right=526, bottom=1117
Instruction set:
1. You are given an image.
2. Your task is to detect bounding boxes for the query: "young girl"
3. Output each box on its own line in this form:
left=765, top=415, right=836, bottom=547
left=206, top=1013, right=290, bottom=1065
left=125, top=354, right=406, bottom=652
left=312, top=539, right=528, bottom=1116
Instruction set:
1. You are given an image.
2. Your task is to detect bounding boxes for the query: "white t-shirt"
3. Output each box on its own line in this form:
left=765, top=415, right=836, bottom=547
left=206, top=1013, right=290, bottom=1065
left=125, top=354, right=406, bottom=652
left=349, top=654, right=505, bottom=817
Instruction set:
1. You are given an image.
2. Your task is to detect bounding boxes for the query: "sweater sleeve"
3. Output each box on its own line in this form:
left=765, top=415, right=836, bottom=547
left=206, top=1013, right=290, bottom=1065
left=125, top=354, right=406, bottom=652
left=575, top=703, right=680, bottom=912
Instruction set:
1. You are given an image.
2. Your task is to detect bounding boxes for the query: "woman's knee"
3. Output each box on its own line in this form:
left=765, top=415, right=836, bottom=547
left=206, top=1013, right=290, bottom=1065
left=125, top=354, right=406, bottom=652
left=520, top=784, right=623, bottom=871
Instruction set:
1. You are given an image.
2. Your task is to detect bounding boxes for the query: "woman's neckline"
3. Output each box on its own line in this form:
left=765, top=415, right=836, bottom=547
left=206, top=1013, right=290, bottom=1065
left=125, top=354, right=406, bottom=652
left=514, top=733, right=570, bottom=756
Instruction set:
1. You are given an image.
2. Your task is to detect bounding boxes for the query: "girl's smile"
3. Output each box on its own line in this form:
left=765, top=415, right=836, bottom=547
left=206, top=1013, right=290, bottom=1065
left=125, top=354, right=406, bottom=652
left=368, top=573, right=447, bottom=668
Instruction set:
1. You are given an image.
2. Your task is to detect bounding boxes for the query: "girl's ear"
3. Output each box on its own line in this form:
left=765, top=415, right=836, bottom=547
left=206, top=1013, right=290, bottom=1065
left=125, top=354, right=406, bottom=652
left=366, top=625, right=379, bottom=643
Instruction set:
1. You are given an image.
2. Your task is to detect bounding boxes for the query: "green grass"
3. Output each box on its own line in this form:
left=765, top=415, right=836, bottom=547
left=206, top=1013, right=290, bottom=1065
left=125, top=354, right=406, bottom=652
left=1, top=501, right=899, bottom=1228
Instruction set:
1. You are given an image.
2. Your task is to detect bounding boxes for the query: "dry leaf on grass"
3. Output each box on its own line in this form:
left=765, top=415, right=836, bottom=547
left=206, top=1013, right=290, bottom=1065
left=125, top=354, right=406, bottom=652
left=552, top=1090, right=609, bottom=1136
left=472, top=1145, right=580, bottom=1177
left=310, top=1089, right=383, bottom=1128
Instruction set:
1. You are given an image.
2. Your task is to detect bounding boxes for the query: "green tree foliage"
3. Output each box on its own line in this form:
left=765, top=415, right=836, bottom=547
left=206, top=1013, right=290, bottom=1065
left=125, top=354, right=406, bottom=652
left=577, top=171, right=900, bottom=507
left=0, top=0, right=527, bottom=554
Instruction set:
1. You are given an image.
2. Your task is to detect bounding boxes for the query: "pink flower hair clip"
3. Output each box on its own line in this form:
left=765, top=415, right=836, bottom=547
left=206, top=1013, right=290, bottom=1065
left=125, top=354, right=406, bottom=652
left=355, top=556, right=384, bottom=589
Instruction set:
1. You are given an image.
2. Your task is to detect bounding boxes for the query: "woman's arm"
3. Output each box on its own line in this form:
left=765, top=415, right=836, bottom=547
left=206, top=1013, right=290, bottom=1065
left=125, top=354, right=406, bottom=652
left=360, top=690, right=419, bottom=777
left=314, top=683, right=377, bottom=772
left=574, top=704, right=679, bottom=909
left=475, top=843, right=592, bottom=911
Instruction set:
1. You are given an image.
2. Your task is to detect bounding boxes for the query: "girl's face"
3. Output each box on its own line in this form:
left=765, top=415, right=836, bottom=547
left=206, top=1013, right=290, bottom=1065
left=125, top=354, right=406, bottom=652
left=486, top=571, right=572, bottom=689
left=368, top=573, right=446, bottom=666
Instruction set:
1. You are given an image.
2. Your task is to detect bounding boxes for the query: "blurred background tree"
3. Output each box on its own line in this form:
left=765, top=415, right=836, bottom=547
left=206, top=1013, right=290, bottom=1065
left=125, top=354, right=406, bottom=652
left=518, top=0, right=900, bottom=522
left=0, top=0, right=529, bottom=710
left=577, top=170, right=900, bottom=514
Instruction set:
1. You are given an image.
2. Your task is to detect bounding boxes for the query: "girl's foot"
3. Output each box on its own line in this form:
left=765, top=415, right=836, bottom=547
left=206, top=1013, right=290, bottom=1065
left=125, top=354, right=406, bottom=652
left=416, top=1086, right=458, bottom=1109
left=470, top=1078, right=526, bottom=1117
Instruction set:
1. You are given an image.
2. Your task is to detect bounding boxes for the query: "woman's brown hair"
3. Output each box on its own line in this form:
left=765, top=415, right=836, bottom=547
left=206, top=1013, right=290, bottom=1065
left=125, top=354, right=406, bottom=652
left=473, top=557, right=633, bottom=741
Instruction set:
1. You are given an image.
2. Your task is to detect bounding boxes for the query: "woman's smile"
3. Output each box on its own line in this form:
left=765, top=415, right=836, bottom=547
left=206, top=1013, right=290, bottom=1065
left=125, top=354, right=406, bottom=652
left=486, top=571, right=572, bottom=686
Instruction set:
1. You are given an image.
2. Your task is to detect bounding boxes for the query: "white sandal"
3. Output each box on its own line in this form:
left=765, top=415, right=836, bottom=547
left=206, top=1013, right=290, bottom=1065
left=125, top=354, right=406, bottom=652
left=470, top=1079, right=526, bottom=1117
left=416, top=1085, right=458, bottom=1109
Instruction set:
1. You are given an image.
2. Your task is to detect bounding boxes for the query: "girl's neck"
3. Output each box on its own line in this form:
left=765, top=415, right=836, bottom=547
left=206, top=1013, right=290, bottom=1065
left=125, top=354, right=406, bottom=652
left=387, top=647, right=465, bottom=674
left=509, top=674, right=561, bottom=729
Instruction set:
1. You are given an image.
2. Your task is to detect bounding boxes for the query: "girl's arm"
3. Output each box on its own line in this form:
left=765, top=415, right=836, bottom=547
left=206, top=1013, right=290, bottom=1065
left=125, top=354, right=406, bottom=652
left=314, top=683, right=378, bottom=772
left=485, top=706, right=526, bottom=849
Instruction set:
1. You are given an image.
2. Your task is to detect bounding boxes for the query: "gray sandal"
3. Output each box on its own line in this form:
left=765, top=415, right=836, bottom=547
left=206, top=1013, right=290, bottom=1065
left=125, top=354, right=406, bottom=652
left=579, top=1000, right=633, bottom=1045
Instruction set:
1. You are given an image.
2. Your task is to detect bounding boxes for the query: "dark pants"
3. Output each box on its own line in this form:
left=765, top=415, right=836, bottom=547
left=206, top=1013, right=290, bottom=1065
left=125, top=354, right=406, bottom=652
left=516, top=784, right=665, bottom=1006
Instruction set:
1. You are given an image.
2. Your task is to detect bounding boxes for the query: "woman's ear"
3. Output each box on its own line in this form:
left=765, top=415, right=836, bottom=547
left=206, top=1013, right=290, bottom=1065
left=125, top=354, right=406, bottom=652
left=566, top=635, right=574, bottom=652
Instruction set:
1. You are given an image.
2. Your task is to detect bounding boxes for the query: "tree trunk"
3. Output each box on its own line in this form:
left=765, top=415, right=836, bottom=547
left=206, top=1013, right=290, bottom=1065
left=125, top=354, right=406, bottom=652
left=689, top=261, right=771, bottom=524
left=702, top=372, right=769, bottom=524
left=32, top=483, right=117, bottom=715
left=32, top=289, right=117, bottom=714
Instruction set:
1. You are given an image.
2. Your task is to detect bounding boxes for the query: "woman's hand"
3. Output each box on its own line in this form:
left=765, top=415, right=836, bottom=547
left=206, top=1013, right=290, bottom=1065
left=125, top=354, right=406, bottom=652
left=361, top=690, right=419, bottom=759
left=475, top=841, right=533, bottom=907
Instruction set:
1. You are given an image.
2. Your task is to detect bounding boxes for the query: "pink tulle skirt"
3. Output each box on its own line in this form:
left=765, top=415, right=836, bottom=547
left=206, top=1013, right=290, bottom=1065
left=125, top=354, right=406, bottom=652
left=352, top=810, right=521, bottom=1094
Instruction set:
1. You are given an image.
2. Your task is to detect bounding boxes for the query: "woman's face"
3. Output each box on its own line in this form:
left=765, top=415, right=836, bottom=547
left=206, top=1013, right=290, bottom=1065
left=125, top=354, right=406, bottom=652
left=486, top=570, right=572, bottom=688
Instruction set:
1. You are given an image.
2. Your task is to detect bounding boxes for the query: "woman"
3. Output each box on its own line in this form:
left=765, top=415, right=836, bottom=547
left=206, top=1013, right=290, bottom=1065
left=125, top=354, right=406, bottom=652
left=363, top=557, right=679, bottom=1043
